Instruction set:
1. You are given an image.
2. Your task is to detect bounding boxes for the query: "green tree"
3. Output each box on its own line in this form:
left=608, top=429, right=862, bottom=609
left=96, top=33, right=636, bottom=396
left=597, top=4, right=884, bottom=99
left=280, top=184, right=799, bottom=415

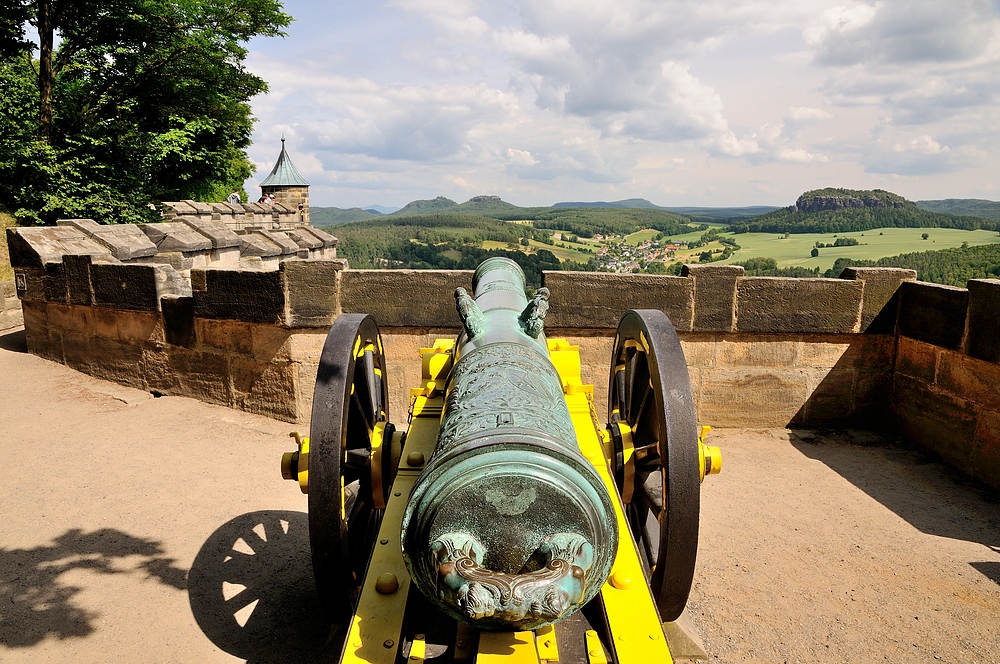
left=810, top=247, right=819, bottom=257
left=922, top=232, right=930, bottom=240
left=0, top=0, right=291, bottom=224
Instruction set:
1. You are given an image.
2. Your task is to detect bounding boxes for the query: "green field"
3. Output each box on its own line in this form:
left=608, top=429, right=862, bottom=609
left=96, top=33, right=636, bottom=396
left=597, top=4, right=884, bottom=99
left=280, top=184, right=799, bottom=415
left=482, top=239, right=592, bottom=263
left=718, top=227, right=1000, bottom=271
left=624, top=229, right=659, bottom=245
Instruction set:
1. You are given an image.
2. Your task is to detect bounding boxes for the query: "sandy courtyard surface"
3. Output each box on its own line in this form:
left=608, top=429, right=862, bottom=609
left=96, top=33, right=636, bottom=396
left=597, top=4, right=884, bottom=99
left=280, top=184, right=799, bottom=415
left=1, top=326, right=998, bottom=663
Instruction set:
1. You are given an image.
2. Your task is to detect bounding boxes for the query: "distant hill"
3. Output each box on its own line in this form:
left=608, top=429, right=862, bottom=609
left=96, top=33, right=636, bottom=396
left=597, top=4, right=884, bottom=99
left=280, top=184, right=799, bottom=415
left=731, top=188, right=999, bottom=234
left=309, top=207, right=378, bottom=226
left=553, top=198, right=668, bottom=210
left=393, top=196, right=457, bottom=215
left=451, top=195, right=542, bottom=218
left=917, top=199, right=1000, bottom=221
left=662, top=206, right=781, bottom=221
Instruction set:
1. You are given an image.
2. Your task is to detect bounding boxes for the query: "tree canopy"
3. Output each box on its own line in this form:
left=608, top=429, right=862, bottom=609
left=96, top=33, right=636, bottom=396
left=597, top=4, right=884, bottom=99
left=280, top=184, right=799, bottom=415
left=0, top=0, right=291, bottom=224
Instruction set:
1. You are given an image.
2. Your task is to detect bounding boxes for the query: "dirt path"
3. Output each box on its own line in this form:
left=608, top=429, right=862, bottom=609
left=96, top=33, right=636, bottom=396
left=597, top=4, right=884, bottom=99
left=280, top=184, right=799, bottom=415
left=1, top=327, right=998, bottom=663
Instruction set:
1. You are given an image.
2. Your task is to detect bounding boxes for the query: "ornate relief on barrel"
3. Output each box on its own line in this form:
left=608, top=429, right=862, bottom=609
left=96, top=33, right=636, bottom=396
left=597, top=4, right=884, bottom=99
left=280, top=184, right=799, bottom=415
left=436, top=342, right=577, bottom=451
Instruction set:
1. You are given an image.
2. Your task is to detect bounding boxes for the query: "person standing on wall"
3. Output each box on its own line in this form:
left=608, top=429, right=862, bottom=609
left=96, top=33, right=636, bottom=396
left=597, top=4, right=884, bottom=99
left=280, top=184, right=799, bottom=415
left=227, top=189, right=241, bottom=205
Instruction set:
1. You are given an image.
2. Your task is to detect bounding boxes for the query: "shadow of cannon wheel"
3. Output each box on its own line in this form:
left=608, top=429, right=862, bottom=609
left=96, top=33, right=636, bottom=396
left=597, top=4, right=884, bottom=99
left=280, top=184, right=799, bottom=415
left=187, top=510, right=340, bottom=663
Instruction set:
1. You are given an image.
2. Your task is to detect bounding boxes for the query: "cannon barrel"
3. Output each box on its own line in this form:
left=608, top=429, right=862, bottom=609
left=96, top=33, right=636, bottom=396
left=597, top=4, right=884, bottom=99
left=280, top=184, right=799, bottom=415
left=400, top=257, right=619, bottom=631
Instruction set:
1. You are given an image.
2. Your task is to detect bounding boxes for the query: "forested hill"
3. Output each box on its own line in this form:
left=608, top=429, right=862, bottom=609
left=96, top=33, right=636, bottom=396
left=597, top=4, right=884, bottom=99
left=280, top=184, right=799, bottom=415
left=731, top=188, right=999, bottom=234
left=824, top=243, right=1000, bottom=286
left=917, top=199, right=1000, bottom=221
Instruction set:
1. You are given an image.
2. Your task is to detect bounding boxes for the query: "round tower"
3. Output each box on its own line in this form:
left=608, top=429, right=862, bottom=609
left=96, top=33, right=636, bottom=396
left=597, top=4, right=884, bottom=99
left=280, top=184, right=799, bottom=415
left=260, top=138, right=310, bottom=224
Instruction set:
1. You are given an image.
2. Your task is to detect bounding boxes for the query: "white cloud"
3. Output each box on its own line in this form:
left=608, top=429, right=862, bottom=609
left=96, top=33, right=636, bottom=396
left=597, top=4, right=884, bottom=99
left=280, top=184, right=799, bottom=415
left=240, top=0, right=1000, bottom=206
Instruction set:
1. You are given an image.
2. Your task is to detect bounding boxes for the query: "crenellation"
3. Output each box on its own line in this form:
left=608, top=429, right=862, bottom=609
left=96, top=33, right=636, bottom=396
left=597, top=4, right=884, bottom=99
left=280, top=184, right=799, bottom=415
left=838, top=267, right=916, bottom=332
left=542, top=271, right=694, bottom=330
left=682, top=264, right=743, bottom=332
left=57, top=218, right=159, bottom=261
left=8, top=249, right=1000, bottom=490
left=735, top=277, right=863, bottom=333
left=896, top=281, right=969, bottom=350
left=965, top=279, right=1000, bottom=364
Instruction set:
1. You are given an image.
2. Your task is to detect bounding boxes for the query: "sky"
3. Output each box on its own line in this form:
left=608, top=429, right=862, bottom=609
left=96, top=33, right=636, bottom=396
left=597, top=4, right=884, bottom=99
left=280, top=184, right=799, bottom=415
left=242, top=0, right=1000, bottom=209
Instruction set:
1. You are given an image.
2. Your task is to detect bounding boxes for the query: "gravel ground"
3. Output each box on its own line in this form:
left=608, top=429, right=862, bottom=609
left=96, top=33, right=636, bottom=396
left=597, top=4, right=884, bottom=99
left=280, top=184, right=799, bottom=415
left=1, top=326, right=998, bottom=663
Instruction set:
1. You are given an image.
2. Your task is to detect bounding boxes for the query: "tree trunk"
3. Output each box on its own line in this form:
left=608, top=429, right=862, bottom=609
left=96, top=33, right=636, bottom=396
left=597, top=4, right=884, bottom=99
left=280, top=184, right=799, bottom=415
left=37, top=0, right=54, bottom=141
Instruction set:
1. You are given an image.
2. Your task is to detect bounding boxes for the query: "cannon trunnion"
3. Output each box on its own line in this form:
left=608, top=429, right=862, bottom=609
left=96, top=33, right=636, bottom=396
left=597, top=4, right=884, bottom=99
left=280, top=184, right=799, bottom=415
left=281, top=257, right=722, bottom=663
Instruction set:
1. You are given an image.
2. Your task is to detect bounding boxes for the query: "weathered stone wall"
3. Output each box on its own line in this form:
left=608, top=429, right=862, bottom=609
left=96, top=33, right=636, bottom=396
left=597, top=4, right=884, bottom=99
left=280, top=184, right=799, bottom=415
left=887, top=279, right=1000, bottom=490
left=160, top=199, right=306, bottom=231
left=7, top=226, right=1000, bottom=491
left=1, top=280, right=23, bottom=332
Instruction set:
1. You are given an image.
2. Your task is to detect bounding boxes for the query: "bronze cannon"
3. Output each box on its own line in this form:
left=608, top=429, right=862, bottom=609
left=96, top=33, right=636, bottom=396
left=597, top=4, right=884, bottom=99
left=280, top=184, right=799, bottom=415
left=281, top=257, right=721, bottom=662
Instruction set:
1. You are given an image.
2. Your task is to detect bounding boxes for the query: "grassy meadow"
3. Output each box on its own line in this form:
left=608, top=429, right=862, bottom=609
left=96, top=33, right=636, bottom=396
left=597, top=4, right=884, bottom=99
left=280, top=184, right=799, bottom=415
left=717, top=227, right=1000, bottom=271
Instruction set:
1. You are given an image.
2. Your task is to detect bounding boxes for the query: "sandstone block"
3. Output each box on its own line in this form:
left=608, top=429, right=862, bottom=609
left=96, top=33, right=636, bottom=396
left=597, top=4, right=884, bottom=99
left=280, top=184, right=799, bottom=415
left=160, top=201, right=198, bottom=218
left=0, top=308, right=22, bottom=330
left=682, top=264, right=744, bottom=332
left=802, top=367, right=856, bottom=425
left=678, top=334, right=717, bottom=368
left=340, top=270, right=474, bottom=327
left=937, top=350, right=1000, bottom=411
left=191, top=268, right=284, bottom=324
left=6, top=226, right=114, bottom=268
left=63, top=254, right=94, bottom=306
left=87, top=336, right=147, bottom=389
left=800, top=340, right=850, bottom=367
left=717, top=338, right=799, bottom=367
left=894, top=336, right=938, bottom=383
left=195, top=318, right=253, bottom=355
left=237, top=231, right=282, bottom=257
left=286, top=330, right=329, bottom=362
left=542, top=272, right=694, bottom=330
left=253, top=229, right=300, bottom=255
left=229, top=357, right=299, bottom=422
left=91, top=263, right=188, bottom=311
left=891, top=373, right=978, bottom=470
left=971, top=410, right=1000, bottom=492
left=177, top=216, right=241, bottom=249
left=169, top=348, right=230, bottom=405
left=251, top=324, right=294, bottom=362
left=115, top=310, right=164, bottom=345
left=896, top=281, right=968, bottom=350
left=839, top=267, right=917, bottom=333
left=281, top=260, right=344, bottom=328
left=735, top=277, right=862, bottom=333
left=141, top=346, right=178, bottom=394
left=57, top=218, right=158, bottom=261
left=302, top=226, right=339, bottom=248
left=139, top=222, right=213, bottom=252
left=284, top=227, right=322, bottom=249
left=698, top=368, right=810, bottom=428
left=965, top=279, right=1000, bottom=364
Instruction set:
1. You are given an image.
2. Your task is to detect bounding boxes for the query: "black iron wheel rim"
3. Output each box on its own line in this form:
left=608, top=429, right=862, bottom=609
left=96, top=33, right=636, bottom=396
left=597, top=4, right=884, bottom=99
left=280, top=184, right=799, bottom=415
left=308, top=314, right=389, bottom=622
left=608, top=309, right=699, bottom=622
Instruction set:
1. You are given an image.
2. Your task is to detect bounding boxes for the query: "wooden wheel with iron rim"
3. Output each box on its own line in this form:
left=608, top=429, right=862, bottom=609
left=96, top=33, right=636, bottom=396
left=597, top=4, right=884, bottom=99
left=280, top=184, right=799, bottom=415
left=309, top=314, right=393, bottom=622
left=607, top=309, right=700, bottom=622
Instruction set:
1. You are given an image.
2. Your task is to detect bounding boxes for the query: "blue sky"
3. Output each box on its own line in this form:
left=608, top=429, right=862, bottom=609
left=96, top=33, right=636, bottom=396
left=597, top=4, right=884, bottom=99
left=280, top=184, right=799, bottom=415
left=243, top=0, right=1000, bottom=208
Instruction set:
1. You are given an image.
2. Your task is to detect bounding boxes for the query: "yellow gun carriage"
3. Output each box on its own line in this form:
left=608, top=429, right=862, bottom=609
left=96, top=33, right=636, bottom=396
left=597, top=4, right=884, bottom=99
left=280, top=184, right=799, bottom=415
left=281, top=258, right=721, bottom=663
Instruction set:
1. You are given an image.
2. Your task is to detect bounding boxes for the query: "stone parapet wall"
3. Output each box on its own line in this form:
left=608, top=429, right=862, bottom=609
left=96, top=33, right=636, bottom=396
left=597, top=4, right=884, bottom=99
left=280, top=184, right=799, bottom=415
left=1, top=280, right=23, bottom=332
left=6, top=239, right=1000, bottom=490
left=160, top=199, right=306, bottom=230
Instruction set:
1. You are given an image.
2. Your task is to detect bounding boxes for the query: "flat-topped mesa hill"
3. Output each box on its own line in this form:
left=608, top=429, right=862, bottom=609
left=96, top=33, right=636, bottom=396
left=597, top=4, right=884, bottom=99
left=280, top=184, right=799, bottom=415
left=793, top=188, right=907, bottom=213
left=733, top=187, right=999, bottom=235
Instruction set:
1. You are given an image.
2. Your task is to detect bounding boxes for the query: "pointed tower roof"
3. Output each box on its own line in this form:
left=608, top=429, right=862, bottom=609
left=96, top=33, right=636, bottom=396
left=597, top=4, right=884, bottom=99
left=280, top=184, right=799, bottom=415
left=260, top=138, right=309, bottom=187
